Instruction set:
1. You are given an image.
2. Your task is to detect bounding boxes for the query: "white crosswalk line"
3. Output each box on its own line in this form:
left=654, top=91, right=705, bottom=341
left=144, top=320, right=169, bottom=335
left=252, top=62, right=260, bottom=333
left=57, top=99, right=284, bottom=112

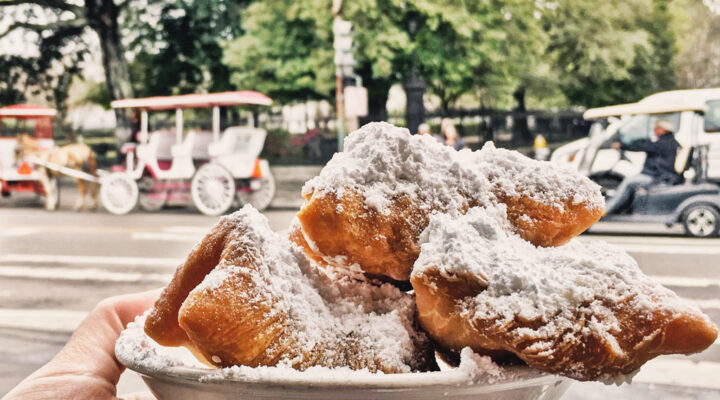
left=632, top=358, right=720, bottom=389
left=614, top=244, right=720, bottom=255
left=131, top=232, right=201, bottom=241
left=0, top=266, right=171, bottom=283
left=0, top=254, right=182, bottom=267
left=0, top=227, right=40, bottom=237
left=585, top=236, right=719, bottom=246
left=649, top=275, right=720, bottom=288
left=163, top=226, right=210, bottom=234
left=683, top=298, right=720, bottom=310
left=0, top=309, right=87, bottom=333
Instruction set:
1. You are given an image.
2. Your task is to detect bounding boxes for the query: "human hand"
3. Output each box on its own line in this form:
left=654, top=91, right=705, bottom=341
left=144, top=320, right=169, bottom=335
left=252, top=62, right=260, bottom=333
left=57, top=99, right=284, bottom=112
left=3, top=289, right=161, bottom=400
left=611, top=142, right=621, bottom=150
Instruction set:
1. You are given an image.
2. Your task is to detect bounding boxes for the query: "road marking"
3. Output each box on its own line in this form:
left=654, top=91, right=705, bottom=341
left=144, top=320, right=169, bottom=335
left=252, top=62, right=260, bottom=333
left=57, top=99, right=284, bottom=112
left=649, top=275, right=720, bottom=288
left=163, top=226, right=209, bottom=234
left=131, top=232, right=201, bottom=242
left=684, top=298, right=720, bottom=310
left=0, top=309, right=87, bottom=333
left=586, top=236, right=719, bottom=246
left=0, top=254, right=182, bottom=267
left=611, top=244, right=720, bottom=255
left=0, top=266, right=171, bottom=283
left=0, top=227, right=40, bottom=237
left=633, top=358, right=720, bottom=389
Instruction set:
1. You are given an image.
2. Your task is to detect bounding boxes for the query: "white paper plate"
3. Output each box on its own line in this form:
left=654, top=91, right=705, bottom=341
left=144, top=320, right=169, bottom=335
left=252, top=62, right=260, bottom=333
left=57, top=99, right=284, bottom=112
left=116, top=323, right=571, bottom=400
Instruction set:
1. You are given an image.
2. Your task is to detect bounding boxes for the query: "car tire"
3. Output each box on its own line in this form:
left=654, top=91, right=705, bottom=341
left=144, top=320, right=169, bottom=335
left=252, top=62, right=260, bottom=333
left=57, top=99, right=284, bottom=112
left=682, top=204, right=720, bottom=238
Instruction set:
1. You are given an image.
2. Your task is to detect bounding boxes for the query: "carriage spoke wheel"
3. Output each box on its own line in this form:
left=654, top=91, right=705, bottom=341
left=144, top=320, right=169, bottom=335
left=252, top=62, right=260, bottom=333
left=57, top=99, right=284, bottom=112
left=100, top=173, right=139, bottom=215
left=191, top=163, right=235, bottom=216
left=237, top=172, right=275, bottom=212
left=683, top=205, right=720, bottom=238
left=138, top=177, right=168, bottom=212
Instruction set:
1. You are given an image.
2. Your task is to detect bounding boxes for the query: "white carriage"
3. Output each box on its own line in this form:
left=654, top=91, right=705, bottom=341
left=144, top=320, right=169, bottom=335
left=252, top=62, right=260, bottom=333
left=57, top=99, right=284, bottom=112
left=105, top=91, right=275, bottom=215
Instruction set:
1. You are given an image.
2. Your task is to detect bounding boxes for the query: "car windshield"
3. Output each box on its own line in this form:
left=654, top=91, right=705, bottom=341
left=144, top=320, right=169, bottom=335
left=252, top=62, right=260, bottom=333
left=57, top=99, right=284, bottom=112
left=617, top=112, right=680, bottom=144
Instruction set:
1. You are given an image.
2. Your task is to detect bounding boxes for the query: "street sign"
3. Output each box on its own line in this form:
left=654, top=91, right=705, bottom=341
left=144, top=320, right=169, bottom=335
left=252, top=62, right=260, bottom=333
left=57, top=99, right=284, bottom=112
left=333, top=17, right=355, bottom=70
left=344, top=86, right=368, bottom=117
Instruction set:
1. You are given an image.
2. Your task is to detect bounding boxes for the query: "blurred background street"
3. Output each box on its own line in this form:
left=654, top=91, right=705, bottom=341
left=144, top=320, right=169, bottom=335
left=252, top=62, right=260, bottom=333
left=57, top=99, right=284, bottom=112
left=1, top=180, right=719, bottom=398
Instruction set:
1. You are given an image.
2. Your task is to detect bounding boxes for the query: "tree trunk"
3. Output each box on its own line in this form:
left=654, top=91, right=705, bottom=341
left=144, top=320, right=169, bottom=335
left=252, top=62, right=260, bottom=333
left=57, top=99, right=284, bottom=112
left=512, top=86, right=532, bottom=144
left=85, top=0, right=135, bottom=143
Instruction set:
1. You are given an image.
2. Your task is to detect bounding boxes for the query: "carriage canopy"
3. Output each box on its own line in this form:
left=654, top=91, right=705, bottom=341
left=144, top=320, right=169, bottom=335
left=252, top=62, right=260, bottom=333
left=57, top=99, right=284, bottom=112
left=0, top=104, right=56, bottom=139
left=110, top=91, right=273, bottom=110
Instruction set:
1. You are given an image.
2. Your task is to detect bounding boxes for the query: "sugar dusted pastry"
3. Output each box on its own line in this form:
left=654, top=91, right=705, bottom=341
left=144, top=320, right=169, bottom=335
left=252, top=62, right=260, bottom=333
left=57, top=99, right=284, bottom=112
left=410, top=206, right=718, bottom=381
left=296, top=122, right=603, bottom=281
left=145, top=206, right=435, bottom=373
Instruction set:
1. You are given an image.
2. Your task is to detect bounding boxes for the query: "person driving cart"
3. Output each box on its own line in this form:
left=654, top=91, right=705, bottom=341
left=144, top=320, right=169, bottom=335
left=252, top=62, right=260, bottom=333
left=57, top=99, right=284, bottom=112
left=604, top=119, right=681, bottom=215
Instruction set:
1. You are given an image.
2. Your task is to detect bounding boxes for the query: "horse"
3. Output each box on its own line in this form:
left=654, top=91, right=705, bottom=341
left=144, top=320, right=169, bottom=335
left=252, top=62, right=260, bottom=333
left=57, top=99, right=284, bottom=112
left=15, top=133, right=99, bottom=211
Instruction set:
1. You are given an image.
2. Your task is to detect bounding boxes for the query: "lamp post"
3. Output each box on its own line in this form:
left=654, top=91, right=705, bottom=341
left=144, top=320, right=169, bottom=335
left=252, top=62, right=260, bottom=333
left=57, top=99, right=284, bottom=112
left=404, top=12, right=425, bottom=135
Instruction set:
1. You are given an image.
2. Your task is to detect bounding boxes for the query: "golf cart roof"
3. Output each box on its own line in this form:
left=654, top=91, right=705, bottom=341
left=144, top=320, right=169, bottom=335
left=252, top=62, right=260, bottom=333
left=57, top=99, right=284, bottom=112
left=110, top=91, right=273, bottom=110
left=0, top=104, right=57, bottom=117
left=583, top=88, right=720, bottom=120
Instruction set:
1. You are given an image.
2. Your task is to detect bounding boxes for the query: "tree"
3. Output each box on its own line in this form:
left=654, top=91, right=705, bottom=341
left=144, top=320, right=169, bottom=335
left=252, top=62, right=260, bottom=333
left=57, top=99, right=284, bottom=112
left=0, top=0, right=134, bottom=139
left=672, top=0, right=720, bottom=88
left=223, top=1, right=335, bottom=104
left=126, top=0, right=249, bottom=98
left=545, top=0, right=679, bottom=107
left=224, top=0, right=540, bottom=122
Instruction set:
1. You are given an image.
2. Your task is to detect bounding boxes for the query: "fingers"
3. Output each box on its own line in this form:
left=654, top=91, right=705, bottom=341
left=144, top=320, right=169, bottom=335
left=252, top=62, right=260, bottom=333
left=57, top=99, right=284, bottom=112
left=112, top=288, right=164, bottom=328
left=4, top=290, right=165, bottom=400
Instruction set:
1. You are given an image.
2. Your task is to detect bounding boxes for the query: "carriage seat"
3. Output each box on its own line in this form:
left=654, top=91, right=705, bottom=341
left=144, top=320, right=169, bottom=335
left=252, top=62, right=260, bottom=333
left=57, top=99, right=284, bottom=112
left=208, top=126, right=267, bottom=178
left=138, top=131, right=195, bottom=179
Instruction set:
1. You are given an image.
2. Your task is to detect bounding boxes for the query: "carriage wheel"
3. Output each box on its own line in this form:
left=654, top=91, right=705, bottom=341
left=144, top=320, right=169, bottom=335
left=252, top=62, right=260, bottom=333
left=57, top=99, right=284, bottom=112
left=138, top=177, right=167, bottom=212
left=237, top=171, right=275, bottom=212
left=191, top=163, right=235, bottom=216
left=100, top=173, right=139, bottom=215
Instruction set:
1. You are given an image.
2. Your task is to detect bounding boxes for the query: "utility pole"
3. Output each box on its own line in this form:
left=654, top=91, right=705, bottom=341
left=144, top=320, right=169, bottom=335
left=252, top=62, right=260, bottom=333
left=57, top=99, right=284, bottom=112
left=332, top=0, right=355, bottom=151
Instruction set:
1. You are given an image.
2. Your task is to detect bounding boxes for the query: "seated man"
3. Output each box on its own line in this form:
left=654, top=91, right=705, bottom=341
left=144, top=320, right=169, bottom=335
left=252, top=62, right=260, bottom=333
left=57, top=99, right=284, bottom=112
left=604, top=119, right=681, bottom=215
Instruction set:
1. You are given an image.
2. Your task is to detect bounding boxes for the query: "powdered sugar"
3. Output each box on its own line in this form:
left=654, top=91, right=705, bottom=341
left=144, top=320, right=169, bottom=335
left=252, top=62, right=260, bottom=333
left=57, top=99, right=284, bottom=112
left=456, top=347, right=504, bottom=383
left=184, top=205, right=431, bottom=372
left=413, top=206, right=706, bottom=379
left=116, top=314, right=206, bottom=370
left=302, top=122, right=602, bottom=215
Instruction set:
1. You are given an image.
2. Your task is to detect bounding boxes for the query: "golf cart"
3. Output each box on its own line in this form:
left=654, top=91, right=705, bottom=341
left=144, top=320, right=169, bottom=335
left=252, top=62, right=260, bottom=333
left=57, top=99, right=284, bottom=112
left=551, top=89, right=720, bottom=237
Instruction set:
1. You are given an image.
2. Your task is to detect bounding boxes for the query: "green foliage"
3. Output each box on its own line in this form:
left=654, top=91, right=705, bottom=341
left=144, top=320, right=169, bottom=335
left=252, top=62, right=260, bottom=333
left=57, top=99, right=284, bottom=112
left=671, top=0, right=720, bottom=88
left=127, top=0, right=248, bottom=97
left=224, top=0, right=543, bottom=114
left=223, top=0, right=335, bottom=103
left=545, top=0, right=679, bottom=107
left=260, top=127, right=302, bottom=159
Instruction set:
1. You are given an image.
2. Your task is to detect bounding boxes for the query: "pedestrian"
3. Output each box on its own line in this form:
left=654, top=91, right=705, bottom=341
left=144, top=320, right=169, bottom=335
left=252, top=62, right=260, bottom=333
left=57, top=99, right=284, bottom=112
left=3, top=290, right=160, bottom=400
left=604, top=118, right=681, bottom=215
left=441, top=124, right=467, bottom=151
left=416, top=123, right=432, bottom=136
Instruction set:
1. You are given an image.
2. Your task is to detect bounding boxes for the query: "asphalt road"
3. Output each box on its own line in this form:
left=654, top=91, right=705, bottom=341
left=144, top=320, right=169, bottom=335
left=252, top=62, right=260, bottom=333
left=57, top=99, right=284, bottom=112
left=1, top=196, right=719, bottom=398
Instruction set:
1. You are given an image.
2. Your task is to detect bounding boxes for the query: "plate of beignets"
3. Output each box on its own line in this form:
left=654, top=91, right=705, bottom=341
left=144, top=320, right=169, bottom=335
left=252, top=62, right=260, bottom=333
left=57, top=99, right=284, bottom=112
left=117, top=122, right=717, bottom=400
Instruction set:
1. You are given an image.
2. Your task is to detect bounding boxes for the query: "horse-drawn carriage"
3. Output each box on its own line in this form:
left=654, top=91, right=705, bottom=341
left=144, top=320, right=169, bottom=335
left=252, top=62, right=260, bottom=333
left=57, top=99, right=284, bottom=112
left=5, top=91, right=275, bottom=216
left=104, top=90, right=276, bottom=215
left=0, top=104, right=60, bottom=207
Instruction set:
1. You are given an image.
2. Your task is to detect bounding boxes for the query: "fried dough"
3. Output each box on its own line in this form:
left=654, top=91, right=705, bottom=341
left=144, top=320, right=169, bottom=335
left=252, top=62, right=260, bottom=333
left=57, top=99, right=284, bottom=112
left=411, top=207, right=718, bottom=380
